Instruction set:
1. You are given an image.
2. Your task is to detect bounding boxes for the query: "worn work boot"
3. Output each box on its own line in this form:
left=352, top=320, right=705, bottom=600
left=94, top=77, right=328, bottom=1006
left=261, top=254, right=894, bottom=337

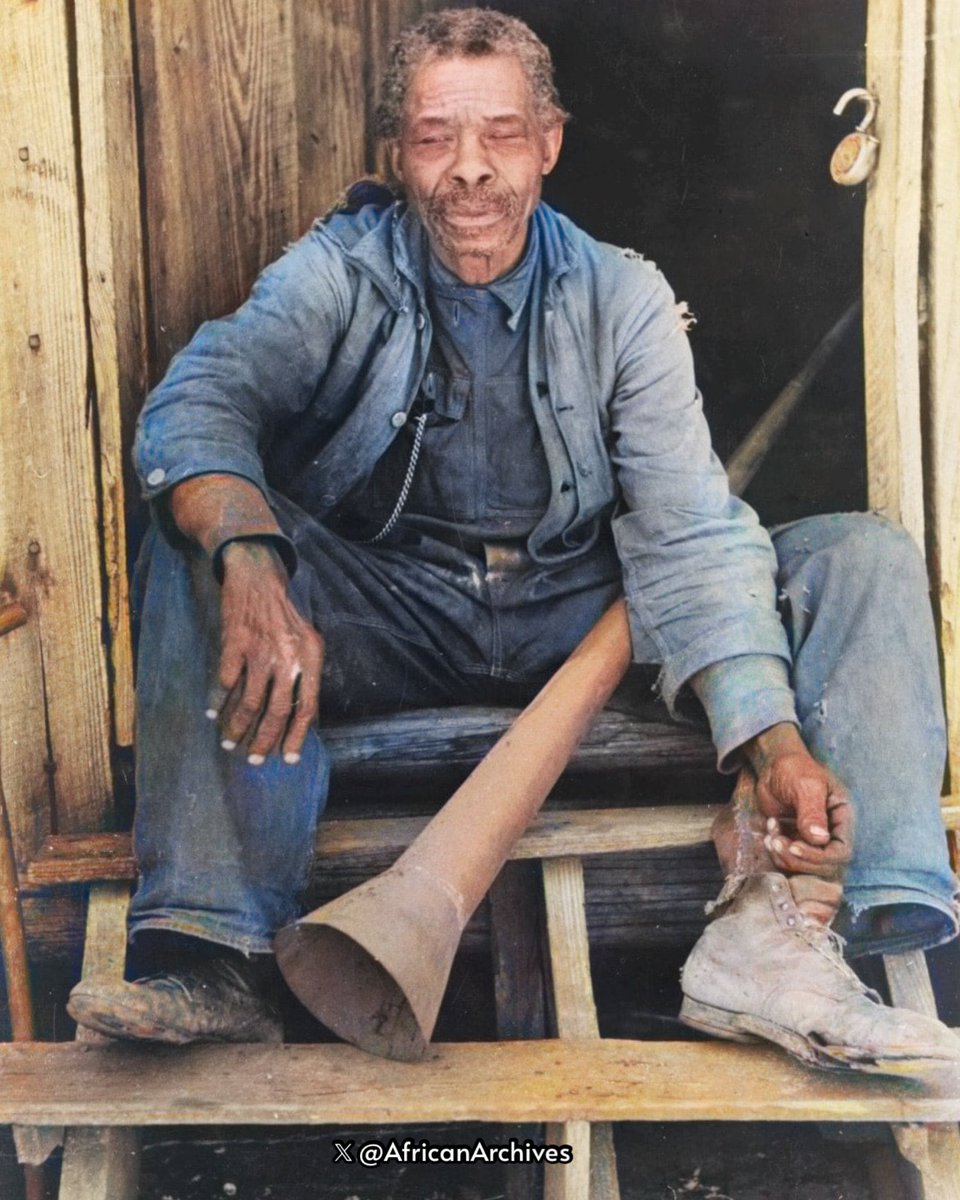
left=679, top=873, right=960, bottom=1075
left=67, top=952, right=283, bottom=1045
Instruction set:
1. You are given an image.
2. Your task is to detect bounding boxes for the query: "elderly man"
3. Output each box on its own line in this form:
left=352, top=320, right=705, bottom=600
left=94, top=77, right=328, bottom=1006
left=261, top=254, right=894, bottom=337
left=69, top=8, right=959, bottom=1071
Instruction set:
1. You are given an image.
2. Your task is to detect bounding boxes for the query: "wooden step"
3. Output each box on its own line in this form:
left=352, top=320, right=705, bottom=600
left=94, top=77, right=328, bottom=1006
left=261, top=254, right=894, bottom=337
left=321, top=708, right=715, bottom=778
left=3, top=1039, right=960, bottom=1127
left=22, top=801, right=960, bottom=892
left=21, top=804, right=725, bottom=890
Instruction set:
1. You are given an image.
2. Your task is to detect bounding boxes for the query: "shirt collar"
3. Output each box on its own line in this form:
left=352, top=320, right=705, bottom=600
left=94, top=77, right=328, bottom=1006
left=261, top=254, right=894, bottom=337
left=426, top=219, right=540, bottom=332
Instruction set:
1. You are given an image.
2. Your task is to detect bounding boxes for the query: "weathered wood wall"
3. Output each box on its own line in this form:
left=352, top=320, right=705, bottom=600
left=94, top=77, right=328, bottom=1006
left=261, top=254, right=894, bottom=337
left=924, top=0, right=960, bottom=805
left=0, top=0, right=436, bottom=873
left=135, top=0, right=435, bottom=383
left=0, top=3, right=115, bottom=868
left=862, top=0, right=960, bottom=853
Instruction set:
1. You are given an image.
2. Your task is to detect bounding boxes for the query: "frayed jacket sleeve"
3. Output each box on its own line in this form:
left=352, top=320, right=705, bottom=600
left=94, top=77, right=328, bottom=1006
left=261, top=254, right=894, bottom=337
left=607, top=261, right=797, bottom=760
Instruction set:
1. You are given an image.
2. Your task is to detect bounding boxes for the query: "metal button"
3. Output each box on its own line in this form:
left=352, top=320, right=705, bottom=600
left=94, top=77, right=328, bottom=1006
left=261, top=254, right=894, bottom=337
left=390, top=411, right=407, bottom=429
left=146, top=468, right=166, bottom=487
left=415, top=312, right=426, bottom=330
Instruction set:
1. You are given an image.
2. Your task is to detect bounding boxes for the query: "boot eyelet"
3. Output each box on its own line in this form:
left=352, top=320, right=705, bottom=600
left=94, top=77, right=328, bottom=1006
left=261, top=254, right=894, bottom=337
left=779, top=901, right=790, bottom=910
left=786, top=917, right=797, bottom=927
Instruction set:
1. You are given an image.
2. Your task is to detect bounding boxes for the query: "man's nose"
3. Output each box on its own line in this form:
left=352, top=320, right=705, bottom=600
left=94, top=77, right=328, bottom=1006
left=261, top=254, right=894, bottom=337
left=449, top=132, right=495, bottom=188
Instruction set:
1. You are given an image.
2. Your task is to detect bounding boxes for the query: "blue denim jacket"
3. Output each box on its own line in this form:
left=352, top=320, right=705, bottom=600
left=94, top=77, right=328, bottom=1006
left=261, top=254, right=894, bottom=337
left=135, top=201, right=795, bottom=747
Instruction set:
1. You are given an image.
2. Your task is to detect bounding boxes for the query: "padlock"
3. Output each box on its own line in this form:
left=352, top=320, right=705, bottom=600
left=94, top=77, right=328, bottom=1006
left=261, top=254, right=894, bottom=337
left=830, top=88, right=879, bottom=186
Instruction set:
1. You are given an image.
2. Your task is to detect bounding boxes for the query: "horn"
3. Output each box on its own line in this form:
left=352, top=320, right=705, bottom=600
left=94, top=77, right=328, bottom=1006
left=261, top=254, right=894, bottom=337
left=274, top=599, right=632, bottom=1061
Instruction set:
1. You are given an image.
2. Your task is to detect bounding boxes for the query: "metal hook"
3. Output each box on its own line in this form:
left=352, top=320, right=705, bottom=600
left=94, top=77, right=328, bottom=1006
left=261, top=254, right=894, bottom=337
left=833, top=88, right=877, bottom=134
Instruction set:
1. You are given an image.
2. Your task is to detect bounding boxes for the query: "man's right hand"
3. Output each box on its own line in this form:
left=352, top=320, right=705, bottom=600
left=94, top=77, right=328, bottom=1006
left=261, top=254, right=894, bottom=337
left=213, top=540, right=325, bottom=764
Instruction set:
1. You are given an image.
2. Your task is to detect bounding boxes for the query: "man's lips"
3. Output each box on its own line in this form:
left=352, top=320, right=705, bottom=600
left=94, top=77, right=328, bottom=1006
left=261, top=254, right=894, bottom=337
left=441, top=207, right=503, bottom=221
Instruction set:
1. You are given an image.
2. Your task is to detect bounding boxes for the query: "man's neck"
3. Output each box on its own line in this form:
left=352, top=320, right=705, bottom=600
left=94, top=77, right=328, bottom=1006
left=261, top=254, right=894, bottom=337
left=429, top=227, right=534, bottom=288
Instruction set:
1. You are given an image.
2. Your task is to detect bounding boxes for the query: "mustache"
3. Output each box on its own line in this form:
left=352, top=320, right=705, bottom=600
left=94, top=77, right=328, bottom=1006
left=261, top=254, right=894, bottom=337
left=424, top=184, right=521, bottom=222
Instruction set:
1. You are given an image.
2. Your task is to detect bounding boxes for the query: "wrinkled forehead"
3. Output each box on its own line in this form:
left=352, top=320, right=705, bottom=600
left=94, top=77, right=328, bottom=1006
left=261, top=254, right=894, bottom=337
left=402, top=53, right=536, bottom=127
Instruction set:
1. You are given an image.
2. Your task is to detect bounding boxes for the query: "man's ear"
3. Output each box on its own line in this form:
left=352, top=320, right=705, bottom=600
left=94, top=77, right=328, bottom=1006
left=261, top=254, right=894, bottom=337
left=541, top=123, right=563, bottom=176
left=388, top=140, right=404, bottom=184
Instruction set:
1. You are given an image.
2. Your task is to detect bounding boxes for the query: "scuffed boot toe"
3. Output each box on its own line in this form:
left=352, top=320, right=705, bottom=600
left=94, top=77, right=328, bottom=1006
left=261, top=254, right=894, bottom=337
left=68, top=955, right=283, bottom=1045
left=680, top=873, right=960, bottom=1076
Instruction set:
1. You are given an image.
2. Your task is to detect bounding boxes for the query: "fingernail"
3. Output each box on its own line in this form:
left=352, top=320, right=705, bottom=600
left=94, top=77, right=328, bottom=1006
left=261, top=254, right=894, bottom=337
left=809, top=825, right=829, bottom=839
left=772, top=838, right=784, bottom=853
left=247, top=753, right=265, bottom=766
left=766, top=817, right=778, bottom=833
left=788, top=844, right=805, bottom=857
left=205, top=708, right=218, bottom=720
left=763, top=835, right=772, bottom=851
left=284, top=752, right=301, bottom=765
left=221, top=739, right=236, bottom=751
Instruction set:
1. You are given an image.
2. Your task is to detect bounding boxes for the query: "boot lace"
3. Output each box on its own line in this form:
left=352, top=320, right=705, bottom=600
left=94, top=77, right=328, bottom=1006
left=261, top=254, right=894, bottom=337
left=796, top=917, right=883, bottom=1004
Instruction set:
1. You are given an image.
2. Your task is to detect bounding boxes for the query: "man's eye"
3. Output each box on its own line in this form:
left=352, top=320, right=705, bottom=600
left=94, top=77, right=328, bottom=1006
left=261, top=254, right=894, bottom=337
left=489, top=131, right=524, bottom=141
left=416, top=135, right=450, bottom=146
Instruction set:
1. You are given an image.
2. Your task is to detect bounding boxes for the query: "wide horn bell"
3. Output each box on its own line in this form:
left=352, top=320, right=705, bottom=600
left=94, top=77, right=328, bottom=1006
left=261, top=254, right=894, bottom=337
left=274, top=599, right=633, bottom=1061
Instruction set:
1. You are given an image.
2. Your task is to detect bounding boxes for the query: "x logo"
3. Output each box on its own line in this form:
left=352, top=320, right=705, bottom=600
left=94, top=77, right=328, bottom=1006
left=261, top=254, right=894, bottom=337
left=332, top=1141, right=354, bottom=1163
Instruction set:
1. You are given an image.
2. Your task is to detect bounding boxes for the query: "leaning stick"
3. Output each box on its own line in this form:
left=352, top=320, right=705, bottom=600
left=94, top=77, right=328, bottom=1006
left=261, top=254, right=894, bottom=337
left=726, top=300, right=861, bottom=496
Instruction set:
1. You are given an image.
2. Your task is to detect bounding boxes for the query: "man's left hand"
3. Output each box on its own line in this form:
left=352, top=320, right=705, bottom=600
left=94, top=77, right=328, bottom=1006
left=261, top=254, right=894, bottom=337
left=742, top=723, right=853, bottom=880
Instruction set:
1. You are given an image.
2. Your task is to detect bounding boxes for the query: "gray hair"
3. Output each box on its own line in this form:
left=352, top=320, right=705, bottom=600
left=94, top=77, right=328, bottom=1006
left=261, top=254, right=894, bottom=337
left=375, top=7, right=570, bottom=140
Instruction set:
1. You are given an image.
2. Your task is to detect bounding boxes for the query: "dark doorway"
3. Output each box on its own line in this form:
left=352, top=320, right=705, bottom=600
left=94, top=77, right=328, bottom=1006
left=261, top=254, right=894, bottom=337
left=486, top=0, right=869, bottom=522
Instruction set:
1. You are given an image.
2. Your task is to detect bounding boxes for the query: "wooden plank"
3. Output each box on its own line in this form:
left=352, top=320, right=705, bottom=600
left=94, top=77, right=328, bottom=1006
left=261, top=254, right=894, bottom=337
left=543, top=860, right=593, bottom=1200
left=22, top=804, right=725, bottom=889
left=544, top=1120, right=590, bottom=1200
left=2, top=761, right=58, bottom=1173
left=0, top=626, right=48, bottom=867
left=863, top=0, right=927, bottom=543
left=490, top=861, right=547, bottom=1040
left=17, top=853, right=723, bottom=963
left=76, top=882, right=131, bottom=994
left=543, top=860, right=599, bottom=1041
left=4, top=1039, right=960, bottom=1126
left=884, top=950, right=960, bottom=1199
left=134, top=0, right=300, bottom=379
left=892, top=1125, right=960, bottom=1200
left=323, top=709, right=715, bottom=778
left=59, top=883, right=139, bottom=1200
left=885, top=949, right=938, bottom=1017
left=293, top=0, right=367, bottom=229
left=543, top=858, right=620, bottom=1200
left=0, top=0, right=114, bottom=840
left=488, top=861, right=548, bottom=1200
left=73, top=0, right=148, bottom=748
left=58, top=1128, right=140, bottom=1200
left=923, top=0, right=960, bottom=843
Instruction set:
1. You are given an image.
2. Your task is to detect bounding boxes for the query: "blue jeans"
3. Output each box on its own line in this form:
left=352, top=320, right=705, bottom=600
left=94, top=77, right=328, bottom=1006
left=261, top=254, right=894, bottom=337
left=128, top=508, right=958, bottom=958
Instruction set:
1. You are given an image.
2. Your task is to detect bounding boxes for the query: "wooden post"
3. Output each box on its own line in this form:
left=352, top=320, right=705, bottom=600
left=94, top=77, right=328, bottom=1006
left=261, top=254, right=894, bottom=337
left=0, top=0, right=115, bottom=854
left=542, top=858, right=620, bottom=1200
left=863, top=0, right=927, bottom=544
left=884, top=950, right=960, bottom=1200
left=73, top=0, right=148, bottom=747
left=59, top=883, right=139, bottom=1200
left=922, top=0, right=960, bottom=841
left=489, top=861, right=549, bottom=1200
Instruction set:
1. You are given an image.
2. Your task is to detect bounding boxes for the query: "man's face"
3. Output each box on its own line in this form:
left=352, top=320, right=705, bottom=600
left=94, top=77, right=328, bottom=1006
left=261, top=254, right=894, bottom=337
left=391, top=54, right=563, bottom=285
